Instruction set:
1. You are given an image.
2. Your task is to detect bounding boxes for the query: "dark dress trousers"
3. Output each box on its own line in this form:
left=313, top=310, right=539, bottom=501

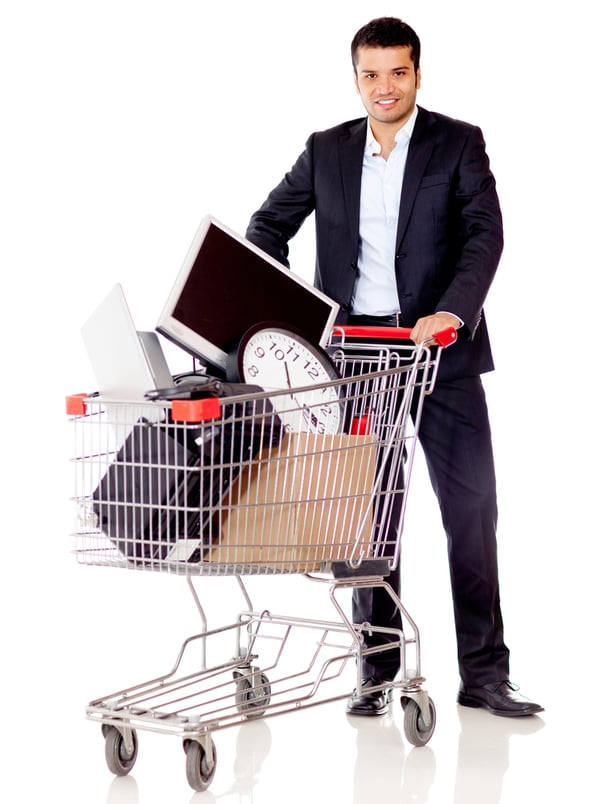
left=246, top=106, right=510, bottom=686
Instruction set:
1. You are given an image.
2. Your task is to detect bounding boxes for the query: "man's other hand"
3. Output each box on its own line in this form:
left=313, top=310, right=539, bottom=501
left=410, top=312, right=461, bottom=344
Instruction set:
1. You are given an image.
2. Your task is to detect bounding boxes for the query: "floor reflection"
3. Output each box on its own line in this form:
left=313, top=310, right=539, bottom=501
left=105, top=775, right=139, bottom=804
left=350, top=711, right=436, bottom=804
left=229, top=720, right=273, bottom=798
left=349, top=700, right=545, bottom=804
left=453, top=706, right=545, bottom=804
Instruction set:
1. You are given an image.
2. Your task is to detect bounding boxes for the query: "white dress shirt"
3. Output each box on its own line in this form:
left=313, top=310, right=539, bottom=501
left=352, top=107, right=419, bottom=316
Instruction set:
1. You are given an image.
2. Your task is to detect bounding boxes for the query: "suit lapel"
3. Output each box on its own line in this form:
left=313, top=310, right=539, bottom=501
left=396, top=108, right=436, bottom=250
left=339, top=119, right=367, bottom=236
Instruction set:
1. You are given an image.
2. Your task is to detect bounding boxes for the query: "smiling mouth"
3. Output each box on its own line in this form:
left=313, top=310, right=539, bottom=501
left=376, top=98, right=399, bottom=107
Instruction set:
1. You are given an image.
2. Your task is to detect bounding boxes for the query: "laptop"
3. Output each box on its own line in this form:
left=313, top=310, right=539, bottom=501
left=81, top=283, right=173, bottom=443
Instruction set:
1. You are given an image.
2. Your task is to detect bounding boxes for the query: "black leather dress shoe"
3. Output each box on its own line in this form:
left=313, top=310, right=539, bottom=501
left=457, top=681, right=544, bottom=717
left=346, top=677, right=392, bottom=716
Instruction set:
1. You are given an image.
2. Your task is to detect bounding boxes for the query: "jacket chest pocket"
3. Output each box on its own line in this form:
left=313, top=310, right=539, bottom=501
left=418, top=172, right=450, bottom=191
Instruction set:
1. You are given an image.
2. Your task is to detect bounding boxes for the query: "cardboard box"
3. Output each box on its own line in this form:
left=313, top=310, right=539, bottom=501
left=206, top=431, right=378, bottom=571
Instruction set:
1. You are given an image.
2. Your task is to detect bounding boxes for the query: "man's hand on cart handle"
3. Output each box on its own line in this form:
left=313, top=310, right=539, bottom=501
left=335, top=316, right=457, bottom=346
left=411, top=312, right=460, bottom=346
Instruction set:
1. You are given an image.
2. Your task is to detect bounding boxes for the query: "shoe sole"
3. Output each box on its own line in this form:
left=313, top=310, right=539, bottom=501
left=345, top=703, right=390, bottom=716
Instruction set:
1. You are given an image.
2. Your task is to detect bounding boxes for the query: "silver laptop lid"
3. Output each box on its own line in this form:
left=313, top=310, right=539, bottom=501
left=81, top=283, right=172, bottom=399
left=81, top=284, right=173, bottom=445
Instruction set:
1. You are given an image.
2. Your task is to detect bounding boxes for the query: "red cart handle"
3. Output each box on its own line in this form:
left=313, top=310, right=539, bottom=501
left=335, top=325, right=457, bottom=348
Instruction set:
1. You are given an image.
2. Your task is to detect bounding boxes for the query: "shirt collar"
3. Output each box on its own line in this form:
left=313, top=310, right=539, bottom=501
left=365, top=105, right=419, bottom=155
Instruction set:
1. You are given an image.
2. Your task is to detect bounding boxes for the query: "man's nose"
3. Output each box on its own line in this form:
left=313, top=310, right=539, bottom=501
left=376, top=77, right=392, bottom=94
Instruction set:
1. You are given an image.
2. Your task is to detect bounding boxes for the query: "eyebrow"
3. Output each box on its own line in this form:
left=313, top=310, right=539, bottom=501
left=359, top=65, right=411, bottom=74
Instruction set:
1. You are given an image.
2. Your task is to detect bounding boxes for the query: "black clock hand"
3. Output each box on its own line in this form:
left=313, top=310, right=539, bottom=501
left=283, top=362, right=301, bottom=406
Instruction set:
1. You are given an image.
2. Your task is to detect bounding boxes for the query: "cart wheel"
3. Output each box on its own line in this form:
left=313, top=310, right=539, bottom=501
left=103, top=726, right=138, bottom=776
left=403, top=698, right=436, bottom=747
left=235, top=672, right=271, bottom=718
left=184, top=739, right=217, bottom=792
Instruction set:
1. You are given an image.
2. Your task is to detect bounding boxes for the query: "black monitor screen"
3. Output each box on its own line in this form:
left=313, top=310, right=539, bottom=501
left=157, top=217, right=339, bottom=372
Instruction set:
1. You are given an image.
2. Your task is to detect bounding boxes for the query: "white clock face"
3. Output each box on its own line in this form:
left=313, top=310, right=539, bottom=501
left=240, top=328, right=343, bottom=435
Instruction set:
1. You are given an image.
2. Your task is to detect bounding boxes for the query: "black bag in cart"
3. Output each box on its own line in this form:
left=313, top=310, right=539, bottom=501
left=92, top=383, right=282, bottom=562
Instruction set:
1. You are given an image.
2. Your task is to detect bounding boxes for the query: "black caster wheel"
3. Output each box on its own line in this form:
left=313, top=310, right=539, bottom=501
left=102, top=725, right=138, bottom=776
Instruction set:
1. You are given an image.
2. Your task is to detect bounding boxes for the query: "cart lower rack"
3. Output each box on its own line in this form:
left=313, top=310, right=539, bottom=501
left=67, top=325, right=454, bottom=791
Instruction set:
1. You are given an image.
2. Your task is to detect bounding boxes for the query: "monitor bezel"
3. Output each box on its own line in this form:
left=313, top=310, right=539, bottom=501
left=156, top=215, right=340, bottom=373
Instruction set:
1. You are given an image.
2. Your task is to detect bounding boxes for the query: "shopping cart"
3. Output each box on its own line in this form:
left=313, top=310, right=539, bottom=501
left=67, top=324, right=455, bottom=791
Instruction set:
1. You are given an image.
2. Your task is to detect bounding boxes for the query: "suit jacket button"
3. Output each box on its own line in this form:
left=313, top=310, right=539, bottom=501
left=350, top=261, right=358, bottom=271
left=341, top=303, right=350, bottom=312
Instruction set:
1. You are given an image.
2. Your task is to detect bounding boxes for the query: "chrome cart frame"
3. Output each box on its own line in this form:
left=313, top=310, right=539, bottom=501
left=67, top=325, right=455, bottom=791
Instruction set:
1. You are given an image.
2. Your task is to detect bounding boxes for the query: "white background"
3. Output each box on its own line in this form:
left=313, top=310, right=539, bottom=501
left=1, top=1, right=598, bottom=802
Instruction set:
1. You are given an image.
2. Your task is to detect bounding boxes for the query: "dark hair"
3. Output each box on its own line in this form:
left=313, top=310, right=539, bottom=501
left=351, top=17, right=421, bottom=72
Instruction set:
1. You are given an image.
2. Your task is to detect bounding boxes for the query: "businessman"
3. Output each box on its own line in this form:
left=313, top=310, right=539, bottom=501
left=246, top=17, right=542, bottom=717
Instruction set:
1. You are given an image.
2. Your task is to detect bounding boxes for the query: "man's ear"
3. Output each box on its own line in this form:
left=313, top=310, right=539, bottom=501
left=416, top=66, right=422, bottom=89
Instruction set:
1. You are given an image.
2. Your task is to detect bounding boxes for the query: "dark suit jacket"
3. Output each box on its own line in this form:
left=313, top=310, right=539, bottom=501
left=246, top=106, right=503, bottom=381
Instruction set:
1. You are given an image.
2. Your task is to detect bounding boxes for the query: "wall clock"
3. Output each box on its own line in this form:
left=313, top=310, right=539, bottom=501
left=237, top=326, right=344, bottom=434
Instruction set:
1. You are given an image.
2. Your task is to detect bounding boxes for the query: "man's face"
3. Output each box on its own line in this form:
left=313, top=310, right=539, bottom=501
left=353, top=45, right=421, bottom=129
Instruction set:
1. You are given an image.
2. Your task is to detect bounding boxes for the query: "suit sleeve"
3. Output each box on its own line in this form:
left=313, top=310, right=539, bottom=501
left=245, top=135, right=317, bottom=267
left=435, top=126, right=503, bottom=337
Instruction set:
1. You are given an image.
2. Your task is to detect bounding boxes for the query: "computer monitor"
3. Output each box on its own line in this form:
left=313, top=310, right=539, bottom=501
left=156, top=215, right=340, bottom=374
